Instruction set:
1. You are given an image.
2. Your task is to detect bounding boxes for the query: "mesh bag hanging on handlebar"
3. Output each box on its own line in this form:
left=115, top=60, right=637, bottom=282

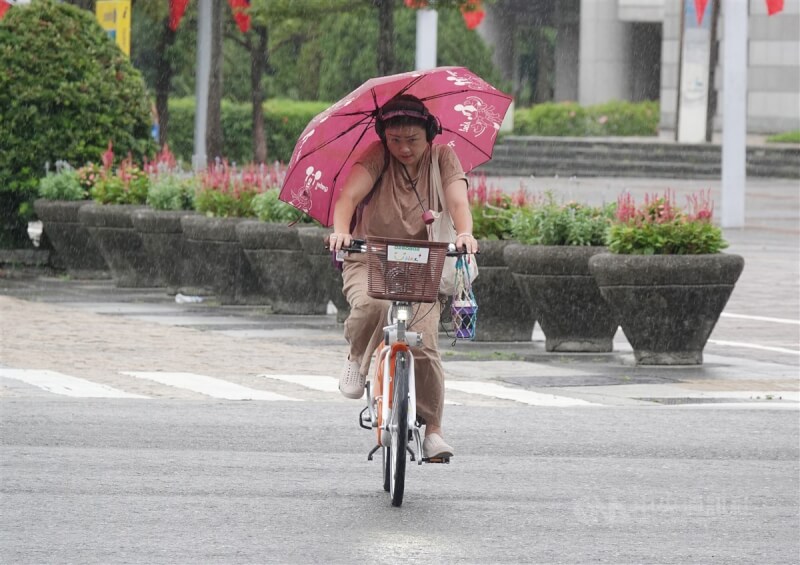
left=450, top=255, right=478, bottom=340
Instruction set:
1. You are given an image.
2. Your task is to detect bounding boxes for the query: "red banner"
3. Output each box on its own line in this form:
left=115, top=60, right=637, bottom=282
left=169, top=0, right=190, bottom=31
left=169, top=0, right=250, bottom=33
left=460, top=0, right=484, bottom=30
left=765, top=0, right=784, bottom=16
left=0, top=0, right=11, bottom=21
left=696, top=0, right=783, bottom=26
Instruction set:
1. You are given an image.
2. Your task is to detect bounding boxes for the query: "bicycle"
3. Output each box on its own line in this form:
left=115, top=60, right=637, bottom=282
left=338, top=236, right=465, bottom=507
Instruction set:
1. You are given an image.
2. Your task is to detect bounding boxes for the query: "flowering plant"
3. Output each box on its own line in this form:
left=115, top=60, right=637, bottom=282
left=193, top=161, right=287, bottom=218
left=89, top=142, right=150, bottom=205
left=510, top=191, right=615, bottom=246
left=607, top=189, right=727, bottom=255
left=468, top=173, right=529, bottom=240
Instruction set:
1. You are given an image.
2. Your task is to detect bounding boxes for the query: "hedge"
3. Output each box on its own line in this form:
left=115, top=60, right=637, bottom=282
left=166, top=98, right=330, bottom=165
left=514, top=100, right=659, bottom=137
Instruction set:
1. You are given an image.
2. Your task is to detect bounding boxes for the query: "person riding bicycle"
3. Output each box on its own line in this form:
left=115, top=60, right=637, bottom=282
left=328, top=94, right=479, bottom=460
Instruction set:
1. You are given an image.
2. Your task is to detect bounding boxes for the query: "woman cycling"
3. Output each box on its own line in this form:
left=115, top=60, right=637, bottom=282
left=328, top=94, right=478, bottom=459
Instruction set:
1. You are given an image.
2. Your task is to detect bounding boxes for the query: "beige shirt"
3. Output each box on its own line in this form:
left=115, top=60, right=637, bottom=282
left=351, top=141, right=468, bottom=241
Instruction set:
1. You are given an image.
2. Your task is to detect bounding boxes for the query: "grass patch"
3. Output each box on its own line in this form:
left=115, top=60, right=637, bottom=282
left=767, top=130, right=800, bottom=143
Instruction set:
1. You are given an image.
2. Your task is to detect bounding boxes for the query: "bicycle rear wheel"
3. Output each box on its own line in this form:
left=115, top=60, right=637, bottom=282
left=389, top=350, right=409, bottom=507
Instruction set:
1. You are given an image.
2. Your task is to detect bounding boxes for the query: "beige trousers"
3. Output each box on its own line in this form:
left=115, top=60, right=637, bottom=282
left=341, top=254, right=445, bottom=428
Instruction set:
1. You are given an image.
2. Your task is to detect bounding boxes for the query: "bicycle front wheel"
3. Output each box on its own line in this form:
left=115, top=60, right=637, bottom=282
left=389, top=350, right=410, bottom=507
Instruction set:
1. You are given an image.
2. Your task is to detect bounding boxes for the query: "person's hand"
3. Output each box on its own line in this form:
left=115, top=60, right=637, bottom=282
left=456, top=232, right=478, bottom=254
left=327, top=232, right=352, bottom=252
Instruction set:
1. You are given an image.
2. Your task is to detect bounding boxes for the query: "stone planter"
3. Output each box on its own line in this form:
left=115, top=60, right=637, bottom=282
left=33, top=199, right=109, bottom=277
left=131, top=209, right=196, bottom=292
left=296, top=226, right=349, bottom=322
left=78, top=203, right=161, bottom=287
left=466, top=240, right=535, bottom=341
left=236, top=221, right=328, bottom=315
left=505, top=244, right=618, bottom=352
left=180, top=215, right=266, bottom=305
left=589, top=253, right=745, bottom=365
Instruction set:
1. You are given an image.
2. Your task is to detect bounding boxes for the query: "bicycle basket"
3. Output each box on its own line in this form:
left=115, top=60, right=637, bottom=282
left=366, top=237, right=449, bottom=303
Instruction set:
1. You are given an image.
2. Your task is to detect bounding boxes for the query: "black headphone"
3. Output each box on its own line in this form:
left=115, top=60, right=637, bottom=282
left=375, top=95, right=442, bottom=143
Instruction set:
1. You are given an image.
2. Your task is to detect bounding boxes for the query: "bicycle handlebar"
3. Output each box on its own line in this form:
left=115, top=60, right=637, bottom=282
left=331, top=238, right=477, bottom=257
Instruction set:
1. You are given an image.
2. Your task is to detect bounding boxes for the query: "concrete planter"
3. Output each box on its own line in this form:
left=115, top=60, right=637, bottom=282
left=467, top=239, right=535, bottom=341
left=180, top=216, right=266, bottom=305
left=78, top=203, right=161, bottom=287
left=296, top=226, right=349, bottom=322
left=589, top=253, right=745, bottom=365
left=33, top=199, right=109, bottom=276
left=505, top=244, right=618, bottom=352
left=236, top=221, right=327, bottom=315
left=131, top=209, right=196, bottom=292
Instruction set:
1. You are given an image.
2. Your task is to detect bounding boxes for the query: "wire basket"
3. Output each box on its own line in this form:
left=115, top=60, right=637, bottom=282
left=366, top=237, right=450, bottom=303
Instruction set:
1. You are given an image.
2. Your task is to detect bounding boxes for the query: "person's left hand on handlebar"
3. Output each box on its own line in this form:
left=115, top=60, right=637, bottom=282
left=456, top=232, right=479, bottom=254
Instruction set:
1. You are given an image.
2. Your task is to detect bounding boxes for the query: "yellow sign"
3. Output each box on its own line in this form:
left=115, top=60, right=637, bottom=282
left=95, top=0, right=131, bottom=56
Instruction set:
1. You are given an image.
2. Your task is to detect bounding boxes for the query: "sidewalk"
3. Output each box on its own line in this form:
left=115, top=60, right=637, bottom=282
left=1, top=176, right=798, bottom=408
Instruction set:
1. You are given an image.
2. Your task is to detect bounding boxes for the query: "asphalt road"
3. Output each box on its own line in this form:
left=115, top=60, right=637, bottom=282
left=2, top=399, right=797, bottom=564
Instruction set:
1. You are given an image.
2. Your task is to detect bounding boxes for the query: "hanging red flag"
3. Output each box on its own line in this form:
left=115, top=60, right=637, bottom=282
left=765, top=0, right=783, bottom=15
left=460, top=0, right=484, bottom=30
left=693, top=0, right=709, bottom=25
left=0, top=0, right=11, bottom=21
left=169, top=0, right=190, bottom=31
left=227, top=0, right=250, bottom=33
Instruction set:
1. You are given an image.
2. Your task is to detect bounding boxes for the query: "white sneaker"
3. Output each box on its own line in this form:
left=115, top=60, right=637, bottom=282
left=423, top=433, right=454, bottom=459
left=339, top=358, right=366, bottom=399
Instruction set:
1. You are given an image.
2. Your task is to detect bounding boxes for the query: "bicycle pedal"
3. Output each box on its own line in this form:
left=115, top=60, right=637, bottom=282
left=422, top=456, right=450, bottom=464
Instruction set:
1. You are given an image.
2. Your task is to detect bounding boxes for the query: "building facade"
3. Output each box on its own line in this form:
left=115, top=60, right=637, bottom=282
left=478, top=0, right=799, bottom=136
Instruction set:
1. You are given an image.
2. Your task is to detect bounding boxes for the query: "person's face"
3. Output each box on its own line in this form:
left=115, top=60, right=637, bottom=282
left=384, top=124, right=428, bottom=167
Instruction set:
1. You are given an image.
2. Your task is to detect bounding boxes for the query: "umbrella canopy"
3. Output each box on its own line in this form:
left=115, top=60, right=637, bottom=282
left=279, top=66, right=512, bottom=227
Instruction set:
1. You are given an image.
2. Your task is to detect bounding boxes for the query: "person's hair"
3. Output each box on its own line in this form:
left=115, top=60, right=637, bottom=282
left=376, top=95, right=441, bottom=142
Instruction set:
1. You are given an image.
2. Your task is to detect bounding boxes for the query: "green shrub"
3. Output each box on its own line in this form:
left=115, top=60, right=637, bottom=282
left=167, top=98, right=330, bottom=165
left=38, top=164, right=85, bottom=201
left=607, top=190, right=727, bottom=254
left=0, top=0, right=155, bottom=244
left=90, top=162, right=150, bottom=205
left=252, top=189, right=315, bottom=224
left=514, top=100, right=659, bottom=137
left=147, top=174, right=195, bottom=211
left=468, top=174, right=530, bottom=240
left=510, top=192, right=615, bottom=246
left=767, top=130, right=800, bottom=144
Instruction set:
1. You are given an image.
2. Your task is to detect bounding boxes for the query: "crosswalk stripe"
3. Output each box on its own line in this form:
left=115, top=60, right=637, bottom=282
left=445, top=380, right=598, bottom=406
left=258, top=373, right=340, bottom=392
left=0, top=368, right=149, bottom=399
left=121, top=371, right=301, bottom=401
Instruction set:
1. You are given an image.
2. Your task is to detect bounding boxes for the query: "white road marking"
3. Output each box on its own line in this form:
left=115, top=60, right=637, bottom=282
left=121, top=371, right=300, bottom=401
left=258, top=373, right=340, bottom=393
left=721, top=312, right=800, bottom=325
left=708, top=339, right=800, bottom=356
left=445, top=380, right=598, bottom=406
left=0, top=369, right=149, bottom=398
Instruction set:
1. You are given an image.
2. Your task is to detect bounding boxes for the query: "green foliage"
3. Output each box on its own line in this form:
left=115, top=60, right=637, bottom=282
left=0, top=0, right=156, bottom=195
left=607, top=190, right=728, bottom=254
left=467, top=174, right=530, bottom=240
left=166, top=98, right=329, bottom=164
left=147, top=175, right=196, bottom=211
left=90, top=164, right=150, bottom=205
left=252, top=189, right=314, bottom=224
left=38, top=165, right=85, bottom=201
left=510, top=192, right=615, bottom=246
left=767, top=130, right=800, bottom=144
left=194, top=186, right=259, bottom=218
left=514, top=100, right=659, bottom=137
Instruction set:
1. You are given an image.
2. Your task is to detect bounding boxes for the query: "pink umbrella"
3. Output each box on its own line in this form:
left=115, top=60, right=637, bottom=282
left=278, top=66, right=512, bottom=227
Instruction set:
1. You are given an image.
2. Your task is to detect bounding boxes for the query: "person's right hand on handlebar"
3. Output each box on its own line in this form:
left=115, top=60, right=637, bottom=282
left=326, top=232, right=353, bottom=252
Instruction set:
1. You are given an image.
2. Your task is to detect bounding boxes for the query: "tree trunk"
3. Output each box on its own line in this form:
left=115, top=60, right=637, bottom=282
left=206, top=0, right=225, bottom=162
left=155, top=18, right=177, bottom=147
left=250, top=24, right=269, bottom=164
left=375, top=0, right=394, bottom=76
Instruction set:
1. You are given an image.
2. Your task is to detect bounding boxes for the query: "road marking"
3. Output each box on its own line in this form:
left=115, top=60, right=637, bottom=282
left=121, top=371, right=301, bottom=401
left=0, top=369, right=149, bottom=398
left=258, top=373, right=340, bottom=393
left=445, top=381, right=598, bottom=406
left=721, top=313, right=800, bottom=325
left=708, top=339, right=800, bottom=356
